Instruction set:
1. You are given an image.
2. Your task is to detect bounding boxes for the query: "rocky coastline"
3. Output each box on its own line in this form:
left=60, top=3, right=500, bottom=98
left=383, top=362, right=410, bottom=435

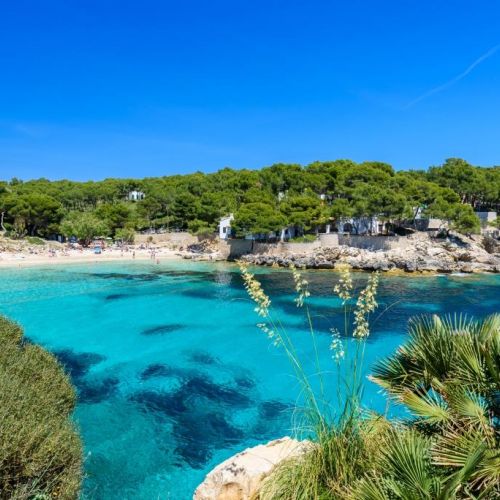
left=238, top=233, right=500, bottom=274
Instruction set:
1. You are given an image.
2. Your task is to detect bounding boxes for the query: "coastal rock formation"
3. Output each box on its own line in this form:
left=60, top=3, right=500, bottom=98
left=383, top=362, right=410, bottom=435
left=193, top=437, right=312, bottom=500
left=240, top=233, right=500, bottom=273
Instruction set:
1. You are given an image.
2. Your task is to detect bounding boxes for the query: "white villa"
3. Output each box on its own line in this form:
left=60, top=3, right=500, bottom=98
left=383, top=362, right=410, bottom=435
left=219, top=214, right=234, bottom=240
left=127, top=190, right=145, bottom=201
left=337, top=216, right=382, bottom=235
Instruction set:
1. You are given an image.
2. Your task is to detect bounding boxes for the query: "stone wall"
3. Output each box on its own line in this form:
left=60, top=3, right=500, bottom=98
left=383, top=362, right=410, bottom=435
left=319, top=233, right=339, bottom=247
left=218, top=239, right=254, bottom=259
left=253, top=240, right=322, bottom=255
left=337, top=234, right=414, bottom=251
left=217, top=233, right=416, bottom=258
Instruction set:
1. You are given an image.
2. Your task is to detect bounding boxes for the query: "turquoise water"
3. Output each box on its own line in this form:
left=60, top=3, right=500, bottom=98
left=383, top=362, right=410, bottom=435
left=0, top=262, right=499, bottom=499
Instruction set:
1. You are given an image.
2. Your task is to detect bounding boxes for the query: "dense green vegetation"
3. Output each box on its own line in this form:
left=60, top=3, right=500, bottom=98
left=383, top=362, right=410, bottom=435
left=0, top=316, right=82, bottom=499
left=0, top=158, right=499, bottom=242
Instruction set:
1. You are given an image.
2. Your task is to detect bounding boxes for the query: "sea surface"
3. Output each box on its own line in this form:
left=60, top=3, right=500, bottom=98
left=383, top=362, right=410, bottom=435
left=0, top=261, right=499, bottom=499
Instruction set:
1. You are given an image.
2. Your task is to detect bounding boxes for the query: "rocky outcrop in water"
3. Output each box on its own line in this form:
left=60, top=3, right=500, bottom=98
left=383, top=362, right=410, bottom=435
left=241, top=233, right=500, bottom=273
left=193, top=437, right=312, bottom=500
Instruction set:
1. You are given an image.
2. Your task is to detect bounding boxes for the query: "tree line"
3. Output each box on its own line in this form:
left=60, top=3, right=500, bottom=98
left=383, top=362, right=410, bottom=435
left=0, top=158, right=498, bottom=244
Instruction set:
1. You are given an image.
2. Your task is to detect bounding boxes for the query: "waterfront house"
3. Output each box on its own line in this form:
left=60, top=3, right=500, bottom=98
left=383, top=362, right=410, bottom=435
left=338, top=216, right=382, bottom=235
left=279, top=226, right=297, bottom=241
left=219, top=214, right=234, bottom=240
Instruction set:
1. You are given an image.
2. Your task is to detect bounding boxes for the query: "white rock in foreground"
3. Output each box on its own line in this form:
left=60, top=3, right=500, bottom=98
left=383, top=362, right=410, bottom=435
left=193, top=437, right=312, bottom=500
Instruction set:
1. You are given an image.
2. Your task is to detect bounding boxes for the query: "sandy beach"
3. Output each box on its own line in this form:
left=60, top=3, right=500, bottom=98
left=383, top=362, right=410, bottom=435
left=0, top=245, right=184, bottom=268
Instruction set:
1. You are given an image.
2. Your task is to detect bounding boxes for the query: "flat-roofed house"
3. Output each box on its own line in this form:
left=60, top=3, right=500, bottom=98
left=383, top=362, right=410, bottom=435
left=219, top=214, right=234, bottom=240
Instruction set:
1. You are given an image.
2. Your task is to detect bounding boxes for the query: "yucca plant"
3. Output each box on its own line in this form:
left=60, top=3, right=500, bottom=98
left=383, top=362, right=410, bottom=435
left=239, top=262, right=382, bottom=499
left=356, top=314, right=500, bottom=499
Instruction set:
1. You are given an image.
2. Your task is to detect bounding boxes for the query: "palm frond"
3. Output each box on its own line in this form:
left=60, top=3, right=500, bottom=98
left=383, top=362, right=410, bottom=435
left=446, top=388, right=490, bottom=428
left=400, top=389, right=451, bottom=425
left=380, top=429, right=435, bottom=497
left=349, top=476, right=389, bottom=500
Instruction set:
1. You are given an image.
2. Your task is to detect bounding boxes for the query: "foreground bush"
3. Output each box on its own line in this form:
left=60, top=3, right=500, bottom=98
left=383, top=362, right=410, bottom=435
left=261, top=314, right=500, bottom=499
left=0, top=316, right=82, bottom=499
left=239, top=264, right=500, bottom=499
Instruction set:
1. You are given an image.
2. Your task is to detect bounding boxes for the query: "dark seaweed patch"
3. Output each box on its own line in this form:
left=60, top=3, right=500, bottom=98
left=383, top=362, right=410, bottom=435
left=174, top=411, right=244, bottom=468
left=259, top=400, right=291, bottom=419
left=130, top=372, right=255, bottom=467
left=53, top=349, right=105, bottom=380
left=152, top=270, right=207, bottom=279
left=187, top=350, right=218, bottom=365
left=141, top=324, right=184, bottom=336
left=182, top=376, right=251, bottom=407
left=79, top=377, right=119, bottom=404
left=89, top=272, right=160, bottom=282
left=104, top=293, right=130, bottom=301
left=140, top=363, right=185, bottom=381
left=235, top=376, right=256, bottom=390
left=131, top=390, right=187, bottom=417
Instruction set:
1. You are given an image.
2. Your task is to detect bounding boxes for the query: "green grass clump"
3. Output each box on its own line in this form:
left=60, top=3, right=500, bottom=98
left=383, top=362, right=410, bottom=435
left=25, top=236, right=46, bottom=245
left=289, top=234, right=317, bottom=243
left=0, top=316, right=82, bottom=499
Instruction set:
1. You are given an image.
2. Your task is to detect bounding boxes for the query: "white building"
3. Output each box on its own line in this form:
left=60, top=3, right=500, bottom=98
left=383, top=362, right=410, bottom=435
left=127, top=190, right=145, bottom=201
left=219, top=214, right=234, bottom=240
left=279, top=226, right=297, bottom=241
left=338, top=217, right=382, bottom=235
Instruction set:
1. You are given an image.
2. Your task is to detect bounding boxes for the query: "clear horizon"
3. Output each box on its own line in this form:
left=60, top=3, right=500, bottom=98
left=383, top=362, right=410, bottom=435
left=1, top=1, right=499, bottom=181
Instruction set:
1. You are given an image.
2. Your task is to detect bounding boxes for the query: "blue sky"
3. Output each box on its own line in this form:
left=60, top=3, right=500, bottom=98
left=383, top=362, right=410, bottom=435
left=0, top=1, right=499, bottom=180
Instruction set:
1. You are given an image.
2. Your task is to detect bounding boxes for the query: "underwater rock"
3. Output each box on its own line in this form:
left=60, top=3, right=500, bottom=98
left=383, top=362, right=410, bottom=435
left=194, top=437, right=313, bottom=500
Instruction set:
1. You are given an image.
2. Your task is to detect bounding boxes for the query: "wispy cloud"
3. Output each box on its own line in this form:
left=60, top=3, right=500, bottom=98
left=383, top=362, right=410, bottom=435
left=404, top=44, right=499, bottom=109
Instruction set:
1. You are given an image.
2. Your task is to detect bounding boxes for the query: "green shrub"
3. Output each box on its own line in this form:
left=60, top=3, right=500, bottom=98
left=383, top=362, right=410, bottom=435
left=0, top=316, right=82, bottom=499
left=114, top=226, right=135, bottom=243
left=26, top=236, right=46, bottom=245
left=289, top=234, right=317, bottom=243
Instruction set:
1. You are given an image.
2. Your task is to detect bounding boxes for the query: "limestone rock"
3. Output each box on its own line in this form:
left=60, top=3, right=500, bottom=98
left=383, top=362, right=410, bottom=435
left=240, top=232, right=500, bottom=274
left=193, top=437, right=312, bottom=500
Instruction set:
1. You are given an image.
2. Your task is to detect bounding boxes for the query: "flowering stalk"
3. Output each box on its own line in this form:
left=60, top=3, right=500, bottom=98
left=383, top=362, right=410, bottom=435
left=239, top=261, right=324, bottom=425
left=291, top=264, right=311, bottom=307
left=333, top=263, right=353, bottom=303
left=353, top=272, right=379, bottom=338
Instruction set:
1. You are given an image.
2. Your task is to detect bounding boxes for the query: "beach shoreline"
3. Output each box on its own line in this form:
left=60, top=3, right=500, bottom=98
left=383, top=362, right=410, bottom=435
left=0, top=247, right=185, bottom=269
